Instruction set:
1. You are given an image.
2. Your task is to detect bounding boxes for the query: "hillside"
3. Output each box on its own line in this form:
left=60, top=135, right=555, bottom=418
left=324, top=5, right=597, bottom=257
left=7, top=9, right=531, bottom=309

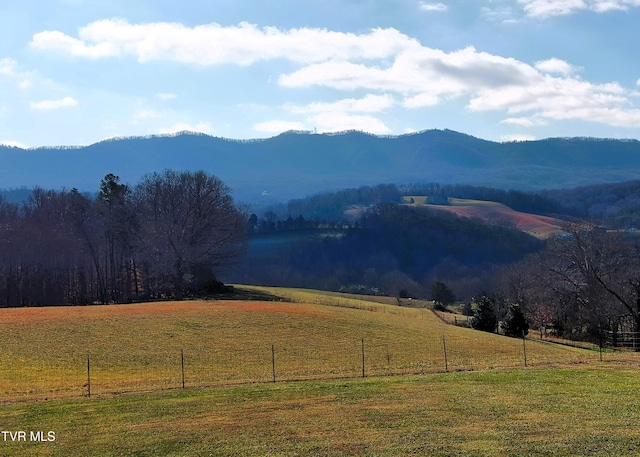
left=404, top=197, right=565, bottom=239
left=0, top=286, right=593, bottom=401
left=2, top=130, right=640, bottom=203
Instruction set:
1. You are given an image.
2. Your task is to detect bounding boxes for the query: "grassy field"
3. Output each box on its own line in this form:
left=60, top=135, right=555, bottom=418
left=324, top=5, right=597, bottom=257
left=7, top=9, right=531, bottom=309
left=2, top=286, right=640, bottom=455
left=2, top=367, right=640, bottom=456
left=0, top=286, right=602, bottom=400
left=402, top=195, right=565, bottom=238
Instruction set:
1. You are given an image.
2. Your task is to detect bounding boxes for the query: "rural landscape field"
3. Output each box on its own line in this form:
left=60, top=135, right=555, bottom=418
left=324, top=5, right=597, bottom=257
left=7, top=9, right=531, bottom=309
left=6, top=1, right=640, bottom=455
left=2, top=286, right=640, bottom=455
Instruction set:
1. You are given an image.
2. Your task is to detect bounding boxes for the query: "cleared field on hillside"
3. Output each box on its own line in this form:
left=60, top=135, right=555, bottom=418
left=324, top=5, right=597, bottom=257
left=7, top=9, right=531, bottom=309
left=403, top=196, right=565, bottom=238
left=0, top=287, right=607, bottom=401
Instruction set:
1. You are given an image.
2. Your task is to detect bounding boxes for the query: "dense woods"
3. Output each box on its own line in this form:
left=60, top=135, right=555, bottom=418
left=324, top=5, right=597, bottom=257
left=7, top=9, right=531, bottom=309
left=0, top=171, right=246, bottom=307
left=234, top=202, right=543, bottom=298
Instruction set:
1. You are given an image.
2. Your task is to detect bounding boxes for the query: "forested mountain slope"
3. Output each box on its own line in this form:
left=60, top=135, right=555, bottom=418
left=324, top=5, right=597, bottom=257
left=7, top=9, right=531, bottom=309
left=2, top=130, right=640, bottom=203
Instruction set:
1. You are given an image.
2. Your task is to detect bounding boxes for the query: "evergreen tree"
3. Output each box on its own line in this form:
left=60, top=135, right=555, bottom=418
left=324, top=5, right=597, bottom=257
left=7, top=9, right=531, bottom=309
left=430, top=281, right=456, bottom=305
left=471, top=294, right=497, bottom=332
left=502, top=303, right=529, bottom=337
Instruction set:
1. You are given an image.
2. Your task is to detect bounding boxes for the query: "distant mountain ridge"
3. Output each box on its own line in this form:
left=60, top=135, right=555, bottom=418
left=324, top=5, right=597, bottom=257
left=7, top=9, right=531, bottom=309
left=2, top=129, right=640, bottom=204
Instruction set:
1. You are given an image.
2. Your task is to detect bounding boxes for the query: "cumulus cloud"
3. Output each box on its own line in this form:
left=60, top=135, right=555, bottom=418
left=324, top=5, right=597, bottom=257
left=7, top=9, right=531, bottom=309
left=253, top=120, right=307, bottom=133
left=419, top=2, right=448, bottom=11
left=502, top=116, right=547, bottom=127
left=535, top=58, right=576, bottom=75
left=30, top=19, right=419, bottom=65
left=30, top=20, right=640, bottom=131
left=30, top=96, right=78, bottom=110
left=156, top=122, right=213, bottom=135
left=256, top=95, right=394, bottom=135
left=518, top=0, right=640, bottom=17
left=285, top=94, right=394, bottom=114
left=308, top=112, right=391, bottom=134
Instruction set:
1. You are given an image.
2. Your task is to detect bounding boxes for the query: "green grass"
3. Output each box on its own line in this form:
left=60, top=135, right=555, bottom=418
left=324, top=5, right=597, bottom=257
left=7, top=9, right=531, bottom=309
left=1, top=367, right=640, bottom=456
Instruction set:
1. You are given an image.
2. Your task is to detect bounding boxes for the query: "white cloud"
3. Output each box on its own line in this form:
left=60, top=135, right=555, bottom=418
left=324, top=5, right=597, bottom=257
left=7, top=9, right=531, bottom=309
left=29, top=19, right=640, bottom=132
left=280, top=42, right=640, bottom=129
left=276, top=95, right=393, bottom=136
left=502, top=116, right=547, bottom=127
left=31, top=20, right=419, bottom=65
left=30, top=96, right=78, bottom=111
left=156, top=92, right=176, bottom=101
left=501, top=134, right=537, bottom=142
left=480, top=5, right=519, bottom=22
left=535, top=58, right=576, bottom=75
left=0, top=139, right=29, bottom=148
left=0, top=58, right=35, bottom=89
left=419, top=2, right=448, bottom=11
left=157, top=122, right=213, bottom=135
left=308, top=112, right=391, bottom=134
left=253, top=120, right=307, bottom=133
left=280, top=46, right=538, bottom=102
left=517, top=0, right=640, bottom=17
left=286, top=94, right=394, bottom=114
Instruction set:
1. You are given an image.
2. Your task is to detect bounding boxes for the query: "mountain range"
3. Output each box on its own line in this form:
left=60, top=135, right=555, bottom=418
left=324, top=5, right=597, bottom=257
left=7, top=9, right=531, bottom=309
left=2, top=129, right=640, bottom=204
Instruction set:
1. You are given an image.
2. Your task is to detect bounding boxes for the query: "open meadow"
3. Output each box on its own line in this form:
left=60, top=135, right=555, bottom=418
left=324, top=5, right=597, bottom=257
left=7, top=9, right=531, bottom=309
left=1, top=287, right=640, bottom=455
left=0, top=286, right=603, bottom=400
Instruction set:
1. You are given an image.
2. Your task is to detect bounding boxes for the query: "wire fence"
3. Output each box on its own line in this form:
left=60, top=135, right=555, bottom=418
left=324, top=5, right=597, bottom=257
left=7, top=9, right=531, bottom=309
left=0, top=330, right=621, bottom=402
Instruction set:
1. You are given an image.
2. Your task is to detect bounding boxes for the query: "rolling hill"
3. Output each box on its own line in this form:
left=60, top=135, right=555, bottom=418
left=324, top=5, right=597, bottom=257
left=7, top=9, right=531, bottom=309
left=404, top=196, right=566, bottom=239
left=2, top=129, right=640, bottom=204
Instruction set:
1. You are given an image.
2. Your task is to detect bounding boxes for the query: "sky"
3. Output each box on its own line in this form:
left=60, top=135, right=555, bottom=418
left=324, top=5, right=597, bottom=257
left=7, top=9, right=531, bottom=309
left=2, top=0, right=640, bottom=148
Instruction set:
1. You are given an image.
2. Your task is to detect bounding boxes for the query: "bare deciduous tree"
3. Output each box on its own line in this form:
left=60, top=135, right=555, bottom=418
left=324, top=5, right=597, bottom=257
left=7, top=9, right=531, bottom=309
left=134, top=170, right=247, bottom=299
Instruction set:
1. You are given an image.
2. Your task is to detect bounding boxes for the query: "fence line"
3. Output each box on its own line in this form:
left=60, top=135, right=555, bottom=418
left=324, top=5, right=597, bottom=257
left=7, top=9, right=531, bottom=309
left=0, top=332, right=626, bottom=402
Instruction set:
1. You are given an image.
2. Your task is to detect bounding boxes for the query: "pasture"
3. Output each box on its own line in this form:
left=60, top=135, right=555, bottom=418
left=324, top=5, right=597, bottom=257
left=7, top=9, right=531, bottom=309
left=0, top=286, right=598, bottom=400
left=1, top=286, right=639, bottom=455
left=2, top=367, right=640, bottom=456
left=403, top=195, right=565, bottom=238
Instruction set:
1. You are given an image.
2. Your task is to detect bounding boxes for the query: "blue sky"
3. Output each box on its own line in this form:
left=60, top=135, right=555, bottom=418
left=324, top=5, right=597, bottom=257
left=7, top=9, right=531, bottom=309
left=2, top=0, right=640, bottom=147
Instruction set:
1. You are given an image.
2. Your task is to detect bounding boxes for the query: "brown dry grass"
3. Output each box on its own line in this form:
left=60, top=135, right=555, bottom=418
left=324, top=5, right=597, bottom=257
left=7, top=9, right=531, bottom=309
left=0, top=286, right=609, bottom=401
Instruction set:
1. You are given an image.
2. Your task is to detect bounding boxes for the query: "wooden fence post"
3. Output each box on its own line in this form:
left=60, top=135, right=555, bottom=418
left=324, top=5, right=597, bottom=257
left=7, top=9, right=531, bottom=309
left=181, top=348, right=185, bottom=389
left=87, top=352, right=91, bottom=398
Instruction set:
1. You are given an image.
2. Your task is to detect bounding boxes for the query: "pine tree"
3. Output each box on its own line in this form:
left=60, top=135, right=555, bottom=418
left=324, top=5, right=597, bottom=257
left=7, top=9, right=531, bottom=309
left=471, top=294, right=497, bottom=332
left=502, top=303, right=529, bottom=337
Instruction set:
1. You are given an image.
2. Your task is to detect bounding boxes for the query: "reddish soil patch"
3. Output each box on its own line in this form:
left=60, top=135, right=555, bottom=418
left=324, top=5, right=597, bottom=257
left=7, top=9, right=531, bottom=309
left=429, top=204, right=564, bottom=239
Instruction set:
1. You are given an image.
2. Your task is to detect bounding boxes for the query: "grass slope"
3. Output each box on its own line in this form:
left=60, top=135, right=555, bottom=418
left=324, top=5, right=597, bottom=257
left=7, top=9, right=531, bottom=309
left=0, top=286, right=596, bottom=400
left=2, top=367, right=640, bottom=456
left=404, top=196, right=565, bottom=238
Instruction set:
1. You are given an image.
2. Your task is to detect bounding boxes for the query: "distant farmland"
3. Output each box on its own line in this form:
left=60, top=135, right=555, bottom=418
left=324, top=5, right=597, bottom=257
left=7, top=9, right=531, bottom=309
left=403, top=196, right=565, bottom=238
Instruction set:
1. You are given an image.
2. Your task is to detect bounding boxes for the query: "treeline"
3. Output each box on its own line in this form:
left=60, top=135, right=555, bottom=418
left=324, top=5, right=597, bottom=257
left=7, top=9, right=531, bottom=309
left=0, top=171, right=246, bottom=307
left=400, top=183, right=563, bottom=215
left=261, top=183, right=563, bottom=223
left=500, top=225, right=640, bottom=343
left=262, top=180, right=640, bottom=230
left=283, top=184, right=402, bottom=221
left=547, top=180, right=640, bottom=228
